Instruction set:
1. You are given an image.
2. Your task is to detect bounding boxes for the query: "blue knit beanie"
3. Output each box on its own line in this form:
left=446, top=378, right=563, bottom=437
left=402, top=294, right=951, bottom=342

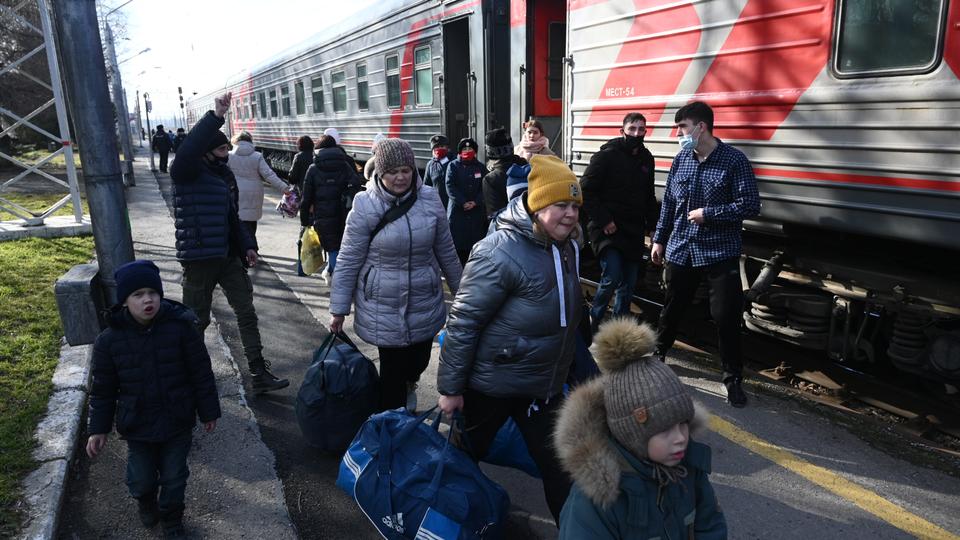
left=115, top=260, right=164, bottom=303
left=506, top=163, right=531, bottom=200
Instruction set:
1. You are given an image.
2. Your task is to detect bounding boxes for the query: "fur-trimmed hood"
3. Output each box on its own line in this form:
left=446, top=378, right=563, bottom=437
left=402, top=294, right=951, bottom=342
left=554, top=376, right=710, bottom=508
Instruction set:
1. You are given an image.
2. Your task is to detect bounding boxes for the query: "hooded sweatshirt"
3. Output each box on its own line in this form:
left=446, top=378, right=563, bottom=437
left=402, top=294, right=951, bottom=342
left=228, top=140, right=290, bottom=221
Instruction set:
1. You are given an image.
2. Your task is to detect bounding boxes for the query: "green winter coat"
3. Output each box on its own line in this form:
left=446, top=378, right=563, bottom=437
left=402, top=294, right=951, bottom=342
left=555, top=377, right=727, bottom=539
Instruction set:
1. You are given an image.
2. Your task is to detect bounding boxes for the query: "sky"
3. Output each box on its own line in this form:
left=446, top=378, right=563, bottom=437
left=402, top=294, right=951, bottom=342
left=109, top=0, right=378, bottom=127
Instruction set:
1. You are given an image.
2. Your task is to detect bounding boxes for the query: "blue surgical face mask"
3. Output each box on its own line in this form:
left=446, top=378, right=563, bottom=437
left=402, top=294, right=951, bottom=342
left=678, top=124, right=701, bottom=151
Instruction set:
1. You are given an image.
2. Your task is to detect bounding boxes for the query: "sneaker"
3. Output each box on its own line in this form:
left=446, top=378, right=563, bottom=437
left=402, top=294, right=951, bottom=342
left=724, top=377, right=748, bottom=408
left=405, top=382, right=418, bottom=412
left=251, top=361, right=289, bottom=394
left=654, top=349, right=666, bottom=363
left=137, top=499, right=159, bottom=528
left=320, top=268, right=331, bottom=285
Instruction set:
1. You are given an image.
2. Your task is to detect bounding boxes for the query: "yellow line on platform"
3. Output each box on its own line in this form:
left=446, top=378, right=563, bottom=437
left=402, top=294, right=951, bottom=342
left=709, top=415, right=960, bottom=540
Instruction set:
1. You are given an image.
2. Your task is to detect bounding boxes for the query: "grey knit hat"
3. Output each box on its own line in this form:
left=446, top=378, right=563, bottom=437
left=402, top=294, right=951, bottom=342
left=374, top=138, right=416, bottom=174
left=592, top=317, right=695, bottom=459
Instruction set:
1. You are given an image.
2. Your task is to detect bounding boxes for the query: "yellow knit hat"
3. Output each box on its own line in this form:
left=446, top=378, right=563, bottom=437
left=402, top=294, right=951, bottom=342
left=526, top=155, right=583, bottom=213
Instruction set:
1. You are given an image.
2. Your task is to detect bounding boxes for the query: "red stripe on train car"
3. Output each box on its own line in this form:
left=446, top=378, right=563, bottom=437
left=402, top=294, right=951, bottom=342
left=692, top=0, right=833, bottom=141
left=652, top=159, right=960, bottom=193
left=387, top=0, right=482, bottom=138
left=578, top=0, right=701, bottom=138
left=945, top=0, right=960, bottom=77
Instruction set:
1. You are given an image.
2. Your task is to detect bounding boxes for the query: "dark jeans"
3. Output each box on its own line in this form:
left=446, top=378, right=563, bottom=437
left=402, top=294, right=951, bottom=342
left=242, top=220, right=258, bottom=244
left=590, top=247, right=643, bottom=323
left=456, top=249, right=470, bottom=267
left=126, top=430, right=192, bottom=519
left=656, top=257, right=744, bottom=380
left=377, top=340, right=432, bottom=410
left=181, top=256, right=263, bottom=367
left=158, top=150, right=169, bottom=172
left=461, top=388, right=572, bottom=527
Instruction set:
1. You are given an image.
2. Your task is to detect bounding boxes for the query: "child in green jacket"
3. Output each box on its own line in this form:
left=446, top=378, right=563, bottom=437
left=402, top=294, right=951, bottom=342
left=554, top=318, right=727, bottom=539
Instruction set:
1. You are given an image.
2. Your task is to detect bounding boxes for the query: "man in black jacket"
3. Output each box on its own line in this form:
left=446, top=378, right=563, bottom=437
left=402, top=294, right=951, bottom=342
left=152, top=125, right=173, bottom=173
left=169, top=91, right=288, bottom=394
left=580, top=112, right=658, bottom=331
left=481, top=128, right=527, bottom=219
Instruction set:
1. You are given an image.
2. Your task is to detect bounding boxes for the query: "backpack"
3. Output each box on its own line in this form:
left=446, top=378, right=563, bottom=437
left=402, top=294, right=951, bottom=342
left=338, top=408, right=510, bottom=539
left=295, top=332, right=380, bottom=452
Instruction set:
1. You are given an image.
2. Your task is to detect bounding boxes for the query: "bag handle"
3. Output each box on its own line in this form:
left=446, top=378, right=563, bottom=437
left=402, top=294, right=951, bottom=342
left=315, top=332, right=362, bottom=390
left=376, top=406, right=458, bottom=506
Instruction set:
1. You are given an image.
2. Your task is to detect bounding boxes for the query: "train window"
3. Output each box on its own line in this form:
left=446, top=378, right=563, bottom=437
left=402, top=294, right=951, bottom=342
left=281, top=86, right=291, bottom=116
left=386, top=54, right=401, bottom=109
left=295, top=82, right=306, bottom=115
left=414, top=46, right=432, bottom=107
left=258, top=91, right=267, bottom=118
left=311, top=77, right=324, bottom=114
left=269, top=89, right=278, bottom=117
left=249, top=95, right=256, bottom=119
left=547, top=22, right=565, bottom=100
left=242, top=97, right=249, bottom=120
left=357, top=64, right=369, bottom=111
left=332, top=70, right=347, bottom=112
left=834, top=0, right=947, bottom=76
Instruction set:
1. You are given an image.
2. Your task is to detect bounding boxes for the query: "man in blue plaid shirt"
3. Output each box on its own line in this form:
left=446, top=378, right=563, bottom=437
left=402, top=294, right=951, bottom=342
left=651, top=101, right=760, bottom=407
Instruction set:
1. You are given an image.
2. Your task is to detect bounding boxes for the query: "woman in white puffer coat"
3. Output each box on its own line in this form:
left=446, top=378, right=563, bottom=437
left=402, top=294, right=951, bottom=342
left=329, top=138, right=462, bottom=412
left=228, top=131, right=291, bottom=241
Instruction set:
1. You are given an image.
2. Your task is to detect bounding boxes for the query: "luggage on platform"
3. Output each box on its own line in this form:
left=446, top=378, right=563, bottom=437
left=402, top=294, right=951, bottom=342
left=300, top=226, right=324, bottom=275
left=337, top=407, right=510, bottom=539
left=296, top=332, right=380, bottom=452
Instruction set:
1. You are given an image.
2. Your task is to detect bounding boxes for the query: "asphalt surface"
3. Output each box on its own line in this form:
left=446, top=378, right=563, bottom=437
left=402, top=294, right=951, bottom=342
left=56, top=147, right=960, bottom=539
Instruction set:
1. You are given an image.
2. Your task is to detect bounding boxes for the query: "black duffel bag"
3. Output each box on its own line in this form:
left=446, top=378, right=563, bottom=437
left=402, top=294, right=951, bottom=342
left=296, top=331, right=380, bottom=452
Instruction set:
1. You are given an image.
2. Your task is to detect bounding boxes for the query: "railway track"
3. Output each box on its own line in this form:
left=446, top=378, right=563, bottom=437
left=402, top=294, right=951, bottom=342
left=580, top=276, right=960, bottom=461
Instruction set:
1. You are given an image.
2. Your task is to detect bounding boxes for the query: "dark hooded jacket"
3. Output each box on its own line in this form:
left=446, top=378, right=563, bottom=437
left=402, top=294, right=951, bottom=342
left=169, top=111, right=257, bottom=261
left=152, top=130, right=172, bottom=153
left=88, top=300, right=221, bottom=442
left=444, top=156, right=489, bottom=252
left=299, top=146, right=363, bottom=252
left=438, top=195, right=583, bottom=399
left=555, top=374, right=726, bottom=539
left=288, top=149, right=314, bottom=187
left=482, top=154, right=527, bottom=219
left=579, top=137, right=657, bottom=259
left=172, top=132, right=187, bottom=152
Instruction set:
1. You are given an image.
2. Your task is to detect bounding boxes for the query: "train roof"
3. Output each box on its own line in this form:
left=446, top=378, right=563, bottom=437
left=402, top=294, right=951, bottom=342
left=223, top=0, right=416, bottom=89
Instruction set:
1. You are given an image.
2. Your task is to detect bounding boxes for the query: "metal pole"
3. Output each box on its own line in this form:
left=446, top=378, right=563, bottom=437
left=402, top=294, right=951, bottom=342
left=103, top=22, right=135, bottom=185
left=144, top=92, right=156, bottom=171
left=52, top=0, right=134, bottom=305
left=37, top=0, right=83, bottom=223
left=135, top=89, right=143, bottom=147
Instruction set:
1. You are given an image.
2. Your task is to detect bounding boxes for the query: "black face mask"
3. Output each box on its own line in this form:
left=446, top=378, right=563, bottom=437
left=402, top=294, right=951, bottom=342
left=623, top=134, right=644, bottom=150
left=206, top=153, right=229, bottom=166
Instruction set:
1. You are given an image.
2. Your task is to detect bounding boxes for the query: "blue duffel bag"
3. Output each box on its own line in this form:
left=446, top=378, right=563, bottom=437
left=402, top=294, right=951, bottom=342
left=295, top=331, right=380, bottom=452
left=337, top=407, right=510, bottom=539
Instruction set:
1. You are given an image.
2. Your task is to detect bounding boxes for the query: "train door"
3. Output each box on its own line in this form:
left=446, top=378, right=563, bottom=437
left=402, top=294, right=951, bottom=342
left=443, top=17, right=472, bottom=144
left=514, top=0, right=566, bottom=157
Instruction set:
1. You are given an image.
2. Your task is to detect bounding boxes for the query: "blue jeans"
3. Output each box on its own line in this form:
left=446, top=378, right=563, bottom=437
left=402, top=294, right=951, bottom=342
left=326, top=250, right=339, bottom=274
left=126, top=430, right=192, bottom=515
left=590, top=247, right=642, bottom=323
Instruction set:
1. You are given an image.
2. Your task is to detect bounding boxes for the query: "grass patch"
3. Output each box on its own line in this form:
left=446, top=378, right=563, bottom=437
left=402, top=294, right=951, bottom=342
left=12, top=148, right=83, bottom=170
left=0, top=236, right=94, bottom=536
left=0, top=193, right=89, bottom=221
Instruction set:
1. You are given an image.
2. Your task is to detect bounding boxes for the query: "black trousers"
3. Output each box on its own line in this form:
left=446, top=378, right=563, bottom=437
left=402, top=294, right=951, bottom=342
left=242, top=220, right=258, bottom=244
left=656, top=257, right=744, bottom=380
left=460, top=388, right=572, bottom=527
left=158, top=150, right=169, bottom=172
left=377, top=340, right=432, bottom=411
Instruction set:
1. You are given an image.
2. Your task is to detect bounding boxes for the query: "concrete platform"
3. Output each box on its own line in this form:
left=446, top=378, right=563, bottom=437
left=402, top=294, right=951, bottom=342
left=0, top=215, right=91, bottom=242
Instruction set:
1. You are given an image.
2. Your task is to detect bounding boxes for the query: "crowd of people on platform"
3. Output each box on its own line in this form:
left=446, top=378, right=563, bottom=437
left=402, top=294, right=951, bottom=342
left=87, top=90, right=759, bottom=539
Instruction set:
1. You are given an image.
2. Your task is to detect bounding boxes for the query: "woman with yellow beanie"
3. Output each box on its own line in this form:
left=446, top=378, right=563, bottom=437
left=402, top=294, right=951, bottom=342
left=437, top=154, right=584, bottom=527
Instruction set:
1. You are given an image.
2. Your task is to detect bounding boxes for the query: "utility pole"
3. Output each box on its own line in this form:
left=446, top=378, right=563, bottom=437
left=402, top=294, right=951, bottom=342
left=102, top=21, right=135, bottom=186
left=144, top=92, right=157, bottom=171
left=51, top=0, right=135, bottom=305
left=134, top=89, right=143, bottom=147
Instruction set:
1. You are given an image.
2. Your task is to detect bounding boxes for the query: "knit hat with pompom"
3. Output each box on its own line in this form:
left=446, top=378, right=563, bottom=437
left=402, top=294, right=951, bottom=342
left=592, top=317, right=694, bottom=459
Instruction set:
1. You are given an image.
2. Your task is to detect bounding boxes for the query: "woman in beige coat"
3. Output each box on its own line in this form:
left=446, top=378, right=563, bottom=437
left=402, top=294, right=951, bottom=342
left=228, top=131, right=291, bottom=241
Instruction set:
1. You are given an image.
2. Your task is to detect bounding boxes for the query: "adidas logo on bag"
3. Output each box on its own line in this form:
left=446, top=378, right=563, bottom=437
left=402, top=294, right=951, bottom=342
left=382, top=513, right=405, bottom=534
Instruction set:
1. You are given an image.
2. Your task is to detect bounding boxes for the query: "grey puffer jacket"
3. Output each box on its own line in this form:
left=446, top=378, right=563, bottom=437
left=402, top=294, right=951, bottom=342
left=330, top=174, right=462, bottom=347
left=438, top=195, right=583, bottom=399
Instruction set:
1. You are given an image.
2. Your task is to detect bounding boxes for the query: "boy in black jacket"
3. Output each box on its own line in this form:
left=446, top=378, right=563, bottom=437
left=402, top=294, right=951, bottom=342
left=86, top=260, right=221, bottom=539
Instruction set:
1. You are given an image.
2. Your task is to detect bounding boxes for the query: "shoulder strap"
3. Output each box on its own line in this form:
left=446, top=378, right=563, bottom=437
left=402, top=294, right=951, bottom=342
left=370, top=188, right=417, bottom=242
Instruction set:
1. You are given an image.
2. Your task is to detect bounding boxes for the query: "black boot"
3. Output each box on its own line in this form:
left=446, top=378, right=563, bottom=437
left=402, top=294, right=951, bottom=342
left=724, top=377, right=748, bottom=408
left=136, top=494, right=159, bottom=528
left=160, top=504, right=186, bottom=539
left=250, top=359, right=289, bottom=394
